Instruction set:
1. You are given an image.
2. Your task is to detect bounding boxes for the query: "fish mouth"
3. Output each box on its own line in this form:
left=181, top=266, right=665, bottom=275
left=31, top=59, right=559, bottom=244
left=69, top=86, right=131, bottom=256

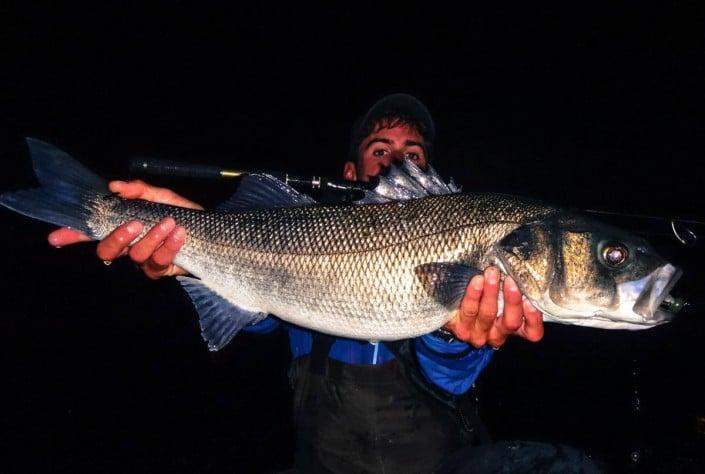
left=632, top=264, right=683, bottom=324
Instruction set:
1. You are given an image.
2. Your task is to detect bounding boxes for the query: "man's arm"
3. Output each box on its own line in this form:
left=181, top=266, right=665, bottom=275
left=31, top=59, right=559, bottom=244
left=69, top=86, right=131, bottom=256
left=415, top=267, right=545, bottom=394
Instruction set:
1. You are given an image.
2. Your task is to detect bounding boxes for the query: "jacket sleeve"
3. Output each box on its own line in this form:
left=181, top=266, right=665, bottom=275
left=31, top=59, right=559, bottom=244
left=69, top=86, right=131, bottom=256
left=242, top=315, right=281, bottom=334
left=413, top=333, right=494, bottom=395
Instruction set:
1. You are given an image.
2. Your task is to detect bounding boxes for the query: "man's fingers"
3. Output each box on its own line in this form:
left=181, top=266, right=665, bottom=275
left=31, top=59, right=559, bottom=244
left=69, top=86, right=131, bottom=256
left=444, top=275, right=485, bottom=344
left=109, top=180, right=203, bottom=209
left=517, top=299, right=545, bottom=342
left=474, top=267, right=499, bottom=335
left=143, top=226, right=187, bottom=278
left=128, top=218, right=176, bottom=264
left=96, top=220, right=143, bottom=261
left=48, top=228, right=91, bottom=247
left=497, top=276, right=524, bottom=333
left=486, top=277, right=523, bottom=348
left=149, top=226, right=186, bottom=268
left=458, top=274, right=484, bottom=323
left=109, top=180, right=147, bottom=199
left=446, top=267, right=545, bottom=349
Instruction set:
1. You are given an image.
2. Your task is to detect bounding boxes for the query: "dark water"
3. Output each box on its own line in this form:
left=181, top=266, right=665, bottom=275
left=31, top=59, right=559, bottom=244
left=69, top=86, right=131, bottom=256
left=2, top=4, right=704, bottom=473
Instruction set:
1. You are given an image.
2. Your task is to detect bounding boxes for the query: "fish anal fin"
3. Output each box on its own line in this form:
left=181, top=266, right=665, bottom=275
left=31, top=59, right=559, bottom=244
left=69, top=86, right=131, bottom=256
left=176, top=276, right=266, bottom=351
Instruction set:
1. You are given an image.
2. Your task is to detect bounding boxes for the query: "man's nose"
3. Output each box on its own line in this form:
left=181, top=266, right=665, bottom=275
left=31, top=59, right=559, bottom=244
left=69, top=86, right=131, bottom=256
left=384, top=151, right=404, bottom=165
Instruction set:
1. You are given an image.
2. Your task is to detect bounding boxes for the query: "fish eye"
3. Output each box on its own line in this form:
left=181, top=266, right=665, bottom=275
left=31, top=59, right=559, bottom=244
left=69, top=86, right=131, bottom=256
left=602, top=244, right=629, bottom=267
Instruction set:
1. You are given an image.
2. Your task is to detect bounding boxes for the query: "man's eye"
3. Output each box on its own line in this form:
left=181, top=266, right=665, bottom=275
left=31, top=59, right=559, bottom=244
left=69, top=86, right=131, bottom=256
left=404, top=152, right=420, bottom=161
left=373, top=149, right=388, bottom=158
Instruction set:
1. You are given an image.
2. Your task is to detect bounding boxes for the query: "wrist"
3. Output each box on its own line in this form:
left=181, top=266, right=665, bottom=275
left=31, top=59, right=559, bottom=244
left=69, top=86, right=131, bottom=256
left=431, top=327, right=457, bottom=343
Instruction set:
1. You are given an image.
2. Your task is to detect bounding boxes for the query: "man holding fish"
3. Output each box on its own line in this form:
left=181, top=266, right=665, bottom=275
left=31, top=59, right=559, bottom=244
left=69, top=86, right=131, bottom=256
left=45, top=93, right=548, bottom=472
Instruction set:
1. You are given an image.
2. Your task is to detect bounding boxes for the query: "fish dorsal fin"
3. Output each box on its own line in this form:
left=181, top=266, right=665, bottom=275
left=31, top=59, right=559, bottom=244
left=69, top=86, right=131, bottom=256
left=372, top=174, right=422, bottom=201
left=354, top=158, right=460, bottom=205
left=384, top=164, right=428, bottom=198
left=216, top=173, right=317, bottom=211
left=400, top=159, right=453, bottom=195
left=448, top=177, right=461, bottom=193
left=414, top=262, right=482, bottom=309
left=176, top=276, right=267, bottom=351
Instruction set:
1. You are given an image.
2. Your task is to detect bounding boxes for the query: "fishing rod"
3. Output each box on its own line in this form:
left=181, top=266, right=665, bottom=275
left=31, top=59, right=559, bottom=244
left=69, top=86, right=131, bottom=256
left=128, top=157, right=378, bottom=201
left=128, top=157, right=703, bottom=248
left=582, top=209, right=700, bottom=247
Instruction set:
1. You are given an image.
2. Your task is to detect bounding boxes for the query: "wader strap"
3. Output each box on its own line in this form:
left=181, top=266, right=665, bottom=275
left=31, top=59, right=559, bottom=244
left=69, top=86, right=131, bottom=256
left=309, top=332, right=335, bottom=376
left=384, top=339, right=491, bottom=444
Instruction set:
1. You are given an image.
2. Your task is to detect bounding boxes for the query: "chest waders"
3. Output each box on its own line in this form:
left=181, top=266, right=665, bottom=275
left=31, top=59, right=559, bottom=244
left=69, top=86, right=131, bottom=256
left=288, top=333, right=490, bottom=473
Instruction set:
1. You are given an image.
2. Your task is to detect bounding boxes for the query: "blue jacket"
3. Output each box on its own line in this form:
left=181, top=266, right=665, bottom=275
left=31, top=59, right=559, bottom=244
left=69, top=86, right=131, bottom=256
left=244, top=316, right=494, bottom=395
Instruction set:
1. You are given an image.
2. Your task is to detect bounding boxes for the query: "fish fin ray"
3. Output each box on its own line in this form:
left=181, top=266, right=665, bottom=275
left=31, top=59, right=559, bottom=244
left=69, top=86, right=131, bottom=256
left=384, top=164, right=428, bottom=198
left=353, top=159, right=459, bottom=205
left=216, top=173, right=317, bottom=211
left=414, top=262, right=483, bottom=309
left=0, top=138, right=108, bottom=237
left=399, top=159, right=453, bottom=195
left=176, top=276, right=266, bottom=351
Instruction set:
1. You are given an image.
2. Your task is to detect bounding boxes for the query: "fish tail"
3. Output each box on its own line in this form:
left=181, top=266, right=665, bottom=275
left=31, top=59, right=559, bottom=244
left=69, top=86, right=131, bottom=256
left=0, top=138, right=108, bottom=238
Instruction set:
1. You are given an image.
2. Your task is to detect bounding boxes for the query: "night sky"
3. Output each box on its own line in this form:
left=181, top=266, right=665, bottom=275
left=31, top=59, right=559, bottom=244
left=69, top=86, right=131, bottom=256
left=2, top=4, right=705, bottom=473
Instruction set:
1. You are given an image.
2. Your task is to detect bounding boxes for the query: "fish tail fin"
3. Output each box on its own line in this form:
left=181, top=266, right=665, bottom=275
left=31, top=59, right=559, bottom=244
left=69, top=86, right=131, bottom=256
left=0, top=138, right=109, bottom=237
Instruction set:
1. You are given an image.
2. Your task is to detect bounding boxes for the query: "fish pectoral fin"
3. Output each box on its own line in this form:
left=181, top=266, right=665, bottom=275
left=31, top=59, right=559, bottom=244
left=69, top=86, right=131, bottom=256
left=176, top=276, right=266, bottom=351
left=216, top=173, right=317, bottom=211
left=414, top=262, right=482, bottom=309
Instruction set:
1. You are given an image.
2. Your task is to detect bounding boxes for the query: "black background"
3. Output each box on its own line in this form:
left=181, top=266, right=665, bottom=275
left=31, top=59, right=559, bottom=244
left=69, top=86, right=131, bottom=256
left=2, top=3, right=704, bottom=473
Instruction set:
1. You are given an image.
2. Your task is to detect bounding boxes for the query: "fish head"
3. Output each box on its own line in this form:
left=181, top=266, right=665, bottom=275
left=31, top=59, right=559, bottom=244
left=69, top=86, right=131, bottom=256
left=493, top=214, right=682, bottom=330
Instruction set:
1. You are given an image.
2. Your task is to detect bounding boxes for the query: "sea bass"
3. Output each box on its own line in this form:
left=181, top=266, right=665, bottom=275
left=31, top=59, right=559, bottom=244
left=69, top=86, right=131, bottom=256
left=0, top=138, right=682, bottom=350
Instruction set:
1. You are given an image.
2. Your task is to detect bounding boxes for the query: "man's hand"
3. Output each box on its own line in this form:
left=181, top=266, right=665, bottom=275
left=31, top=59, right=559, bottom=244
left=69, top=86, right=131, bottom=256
left=47, top=180, right=202, bottom=279
left=443, top=266, right=544, bottom=349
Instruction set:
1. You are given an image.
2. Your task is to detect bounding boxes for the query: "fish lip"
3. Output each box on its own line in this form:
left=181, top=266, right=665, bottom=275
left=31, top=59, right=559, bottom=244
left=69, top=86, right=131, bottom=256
left=633, top=264, right=683, bottom=322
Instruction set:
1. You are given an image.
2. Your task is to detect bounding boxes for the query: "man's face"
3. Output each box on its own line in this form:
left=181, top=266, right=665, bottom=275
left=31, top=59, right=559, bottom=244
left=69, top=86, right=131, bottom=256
left=343, top=124, right=427, bottom=182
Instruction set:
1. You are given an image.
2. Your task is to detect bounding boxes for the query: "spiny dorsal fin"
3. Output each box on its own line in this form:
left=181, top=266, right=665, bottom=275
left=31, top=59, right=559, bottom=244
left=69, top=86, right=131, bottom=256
left=354, top=159, right=459, bottom=205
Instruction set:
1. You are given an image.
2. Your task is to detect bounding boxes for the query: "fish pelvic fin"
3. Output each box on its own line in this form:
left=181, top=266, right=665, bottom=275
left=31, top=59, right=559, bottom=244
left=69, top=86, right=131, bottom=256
left=0, top=138, right=108, bottom=237
left=176, top=276, right=267, bottom=351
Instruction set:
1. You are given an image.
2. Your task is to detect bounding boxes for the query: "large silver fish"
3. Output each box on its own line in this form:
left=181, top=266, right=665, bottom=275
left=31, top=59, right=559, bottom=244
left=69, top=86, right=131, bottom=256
left=0, top=138, right=683, bottom=351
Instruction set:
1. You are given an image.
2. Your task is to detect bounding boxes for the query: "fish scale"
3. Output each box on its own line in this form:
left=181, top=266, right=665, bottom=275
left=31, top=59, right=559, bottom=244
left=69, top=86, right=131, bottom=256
left=87, top=193, right=555, bottom=340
